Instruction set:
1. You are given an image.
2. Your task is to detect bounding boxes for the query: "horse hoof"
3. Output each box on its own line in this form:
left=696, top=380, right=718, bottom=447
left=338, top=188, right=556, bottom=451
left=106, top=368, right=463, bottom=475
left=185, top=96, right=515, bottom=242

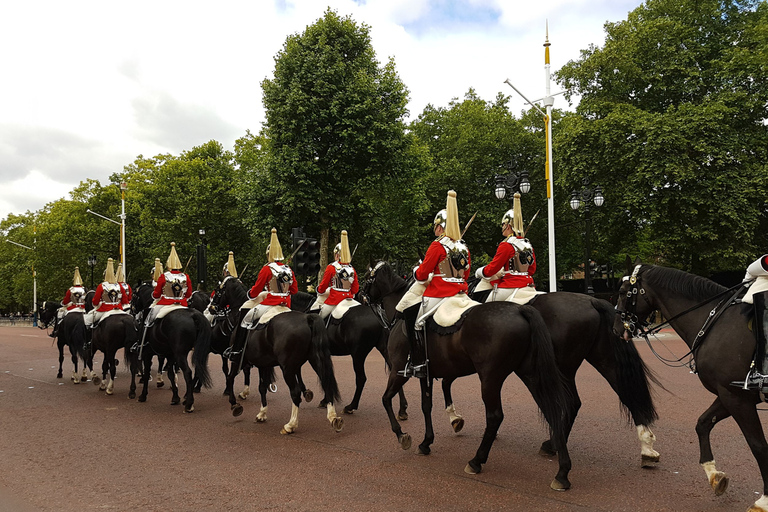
left=280, top=427, right=294, bottom=435
left=57, top=372, right=63, bottom=379
left=255, top=416, right=267, bottom=423
left=232, top=404, right=244, bottom=417
left=304, top=390, right=314, bottom=403
left=550, top=477, right=571, bottom=491
left=138, top=396, right=146, bottom=403
left=417, top=445, right=431, bottom=456
left=157, top=382, right=164, bottom=388
left=170, top=399, right=180, bottom=406
left=398, top=434, right=411, bottom=451
left=398, top=412, right=408, bottom=421
left=238, top=392, right=248, bottom=400
left=641, top=453, right=660, bottom=468
left=464, top=463, right=481, bottom=475
left=185, top=405, right=195, bottom=413
left=332, top=417, right=344, bottom=432
left=92, top=376, right=101, bottom=386
left=128, top=392, right=136, bottom=399
left=106, top=389, right=113, bottom=396
left=711, top=472, right=729, bottom=496
left=343, top=406, right=355, bottom=415
left=451, top=418, right=464, bottom=433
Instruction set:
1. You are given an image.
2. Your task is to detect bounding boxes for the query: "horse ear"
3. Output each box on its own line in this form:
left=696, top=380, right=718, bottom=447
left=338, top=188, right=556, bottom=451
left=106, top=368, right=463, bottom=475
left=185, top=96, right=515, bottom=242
left=624, top=256, right=633, bottom=275
left=633, top=256, right=642, bottom=267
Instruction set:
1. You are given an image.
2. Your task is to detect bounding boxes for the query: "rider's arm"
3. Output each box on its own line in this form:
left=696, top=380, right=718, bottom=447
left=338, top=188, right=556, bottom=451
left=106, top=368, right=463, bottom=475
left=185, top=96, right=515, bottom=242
left=350, top=269, right=359, bottom=295
left=152, top=274, right=166, bottom=299
left=481, top=242, right=514, bottom=278
left=316, top=264, right=334, bottom=294
left=414, top=241, right=442, bottom=283
left=248, top=266, right=271, bottom=299
left=184, top=275, right=193, bottom=299
left=289, top=270, right=298, bottom=295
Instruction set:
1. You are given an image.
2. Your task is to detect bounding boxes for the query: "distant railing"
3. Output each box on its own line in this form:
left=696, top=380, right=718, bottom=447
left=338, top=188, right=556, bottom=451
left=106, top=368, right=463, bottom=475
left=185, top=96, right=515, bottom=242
left=0, top=316, right=35, bottom=327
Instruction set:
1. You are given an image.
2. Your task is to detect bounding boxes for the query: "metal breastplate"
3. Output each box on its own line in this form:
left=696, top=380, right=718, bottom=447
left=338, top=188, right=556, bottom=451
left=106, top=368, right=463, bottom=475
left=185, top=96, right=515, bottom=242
left=268, top=263, right=293, bottom=296
left=70, top=287, right=86, bottom=305
left=162, top=272, right=188, bottom=299
left=100, top=283, right=122, bottom=305
left=436, top=238, right=469, bottom=283
left=505, top=237, right=534, bottom=275
left=331, top=263, right=355, bottom=292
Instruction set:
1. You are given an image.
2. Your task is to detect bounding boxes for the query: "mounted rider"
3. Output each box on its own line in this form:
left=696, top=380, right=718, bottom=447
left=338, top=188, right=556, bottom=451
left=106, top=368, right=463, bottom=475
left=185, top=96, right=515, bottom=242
left=207, top=251, right=238, bottom=323
left=115, top=263, right=132, bottom=312
left=311, top=230, right=359, bottom=319
left=85, top=259, right=127, bottom=329
left=51, top=267, right=87, bottom=338
left=396, top=190, right=471, bottom=379
left=474, top=192, right=538, bottom=304
left=227, top=229, right=297, bottom=360
left=741, top=254, right=768, bottom=390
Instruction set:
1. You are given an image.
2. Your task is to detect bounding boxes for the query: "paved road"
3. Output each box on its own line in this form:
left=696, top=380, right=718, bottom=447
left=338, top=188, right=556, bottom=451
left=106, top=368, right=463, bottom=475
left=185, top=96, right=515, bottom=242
left=0, top=325, right=766, bottom=511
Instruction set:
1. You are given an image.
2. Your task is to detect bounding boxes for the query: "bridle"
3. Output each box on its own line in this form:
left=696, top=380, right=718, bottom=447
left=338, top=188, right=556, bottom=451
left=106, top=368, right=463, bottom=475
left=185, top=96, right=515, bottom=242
left=616, top=265, right=651, bottom=338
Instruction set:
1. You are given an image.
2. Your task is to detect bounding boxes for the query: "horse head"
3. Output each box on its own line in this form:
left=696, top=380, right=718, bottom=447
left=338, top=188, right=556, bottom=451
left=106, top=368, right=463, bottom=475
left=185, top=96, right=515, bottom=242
left=213, top=277, right=248, bottom=312
left=38, top=300, right=59, bottom=328
left=361, top=261, right=407, bottom=305
left=130, top=282, right=154, bottom=317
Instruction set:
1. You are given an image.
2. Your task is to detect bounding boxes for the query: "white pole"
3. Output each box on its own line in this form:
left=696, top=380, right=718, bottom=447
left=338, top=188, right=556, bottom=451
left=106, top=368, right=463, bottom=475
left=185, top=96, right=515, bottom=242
left=543, top=23, right=557, bottom=292
left=120, top=183, right=127, bottom=280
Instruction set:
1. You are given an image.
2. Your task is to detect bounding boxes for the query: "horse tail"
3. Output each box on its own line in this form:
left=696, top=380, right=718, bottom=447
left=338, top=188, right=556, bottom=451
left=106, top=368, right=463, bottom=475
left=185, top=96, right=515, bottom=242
left=519, top=305, right=571, bottom=448
left=592, top=299, right=659, bottom=426
left=308, top=314, right=341, bottom=403
left=191, top=311, right=213, bottom=389
left=73, top=318, right=89, bottom=363
left=122, top=315, right=139, bottom=369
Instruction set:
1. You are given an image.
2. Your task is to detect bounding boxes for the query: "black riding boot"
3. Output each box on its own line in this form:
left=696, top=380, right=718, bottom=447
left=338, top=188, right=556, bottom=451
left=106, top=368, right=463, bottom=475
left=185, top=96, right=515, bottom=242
left=225, top=309, right=250, bottom=361
left=734, top=292, right=768, bottom=391
left=397, top=305, right=428, bottom=379
left=49, top=315, right=60, bottom=338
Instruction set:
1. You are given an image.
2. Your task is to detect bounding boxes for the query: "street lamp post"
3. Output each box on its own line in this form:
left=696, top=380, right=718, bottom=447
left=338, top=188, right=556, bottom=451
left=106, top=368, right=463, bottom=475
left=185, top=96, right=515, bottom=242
left=120, top=183, right=127, bottom=280
left=5, top=238, right=37, bottom=326
left=196, top=229, right=207, bottom=290
left=569, top=178, right=605, bottom=295
left=87, top=254, right=97, bottom=290
left=493, top=167, right=531, bottom=200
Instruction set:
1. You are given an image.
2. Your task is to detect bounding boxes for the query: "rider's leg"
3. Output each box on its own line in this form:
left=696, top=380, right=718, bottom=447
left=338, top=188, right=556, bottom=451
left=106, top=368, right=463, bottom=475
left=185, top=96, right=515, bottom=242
left=398, top=304, right=427, bottom=379
left=755, top=292, right=768, bottom=378
left=226, top=308, right=252, bottom=361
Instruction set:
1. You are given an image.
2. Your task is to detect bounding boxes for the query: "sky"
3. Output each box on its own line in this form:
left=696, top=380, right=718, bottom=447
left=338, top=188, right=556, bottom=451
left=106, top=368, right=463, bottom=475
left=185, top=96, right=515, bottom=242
left=0, top=0, right=643, bottom=221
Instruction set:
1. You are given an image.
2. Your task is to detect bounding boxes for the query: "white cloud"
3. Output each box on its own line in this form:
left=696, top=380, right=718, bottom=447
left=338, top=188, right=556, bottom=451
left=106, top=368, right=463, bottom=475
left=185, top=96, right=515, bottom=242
left=0, top=0, right=641, bottom=220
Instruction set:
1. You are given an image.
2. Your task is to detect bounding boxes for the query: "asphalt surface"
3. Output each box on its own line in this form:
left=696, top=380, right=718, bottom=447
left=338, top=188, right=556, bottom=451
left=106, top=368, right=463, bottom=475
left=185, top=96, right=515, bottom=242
left=1, top=324, right=767, bottom=512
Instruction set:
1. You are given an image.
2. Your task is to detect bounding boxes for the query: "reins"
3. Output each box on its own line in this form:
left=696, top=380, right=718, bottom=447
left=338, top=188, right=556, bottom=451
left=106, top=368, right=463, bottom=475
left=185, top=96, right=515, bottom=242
left=621, top=265, right=754, bottom=369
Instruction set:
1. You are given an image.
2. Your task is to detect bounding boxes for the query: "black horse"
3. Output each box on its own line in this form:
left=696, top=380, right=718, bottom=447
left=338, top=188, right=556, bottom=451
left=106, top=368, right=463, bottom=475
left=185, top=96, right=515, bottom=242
left=88, top=308, right=138, bottom=396
left=130, top=283, right=213, bottom=412
left=207, top=282, right=253, bottom=398
left=363, top=262, right=573, bottom=489
left=364, top=261, right=660, bottom=468
left=615, top=262, right=768, bottom=512
left=291, top=289, right=408, bottom=416
left=214, top=277, right=344, bottom=434
left=38, top=301, right=92, bottom=383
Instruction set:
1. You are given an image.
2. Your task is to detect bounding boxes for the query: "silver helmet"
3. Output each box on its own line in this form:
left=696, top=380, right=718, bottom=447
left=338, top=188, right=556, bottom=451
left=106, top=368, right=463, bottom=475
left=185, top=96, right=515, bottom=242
left=433, top=209, right=447, bottom=229
left=501, top=209, right=515, bottom=228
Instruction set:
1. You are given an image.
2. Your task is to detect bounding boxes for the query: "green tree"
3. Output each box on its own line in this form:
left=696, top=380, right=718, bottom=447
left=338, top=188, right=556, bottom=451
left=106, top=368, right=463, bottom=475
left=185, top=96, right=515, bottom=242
left=555, top=0, right=768, bottom=275
left=257, top=9, right=424, bottom=276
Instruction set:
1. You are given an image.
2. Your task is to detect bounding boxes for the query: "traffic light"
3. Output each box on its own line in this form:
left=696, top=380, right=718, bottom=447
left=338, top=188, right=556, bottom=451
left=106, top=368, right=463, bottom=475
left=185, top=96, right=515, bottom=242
left=294, top=237, right=321, bottom=274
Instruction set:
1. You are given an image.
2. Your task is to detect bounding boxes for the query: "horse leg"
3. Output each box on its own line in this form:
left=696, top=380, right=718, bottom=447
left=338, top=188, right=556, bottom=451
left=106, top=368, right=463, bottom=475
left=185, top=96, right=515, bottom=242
left=156, top=356, right=165, bottom=388
left=382, top=369, right=412, bottom=450
left=254, top=367, right=270, bottom=422
left=128, top=352, right=137, bottom=400
left=239, top=366, right=251, bottom=400
left=280, top=368, right=303, bottom=435
left=442, top=377, right=464, bottom=433
left=222, top=355, right=232, bottom=396
left=227, top=354, right=244, bottom=417
left=717, top=392, right=768, bottom=511
left=378, top=344, right=408, bottom=420
left=696, top=397, right=733, bottom=496
left=540, top=377, right=580, bottom=458
left=297, top=369, right=313, bottom=403
left=344, top=353, right=369, bottom=414
left=417, top=377, right=435, bottom=455
left=138, top=357, right=151, bottom=402
left=180, top=357, right=196, bottom=413
left=57, top=340, right=65, bottom=379
left=99, top=358, right=108, bottom=391
left=167, top=363, right=181, bottom=406
left=105, top=352, right=116, bottom=395
left=465, top=375, right=505, bottom=475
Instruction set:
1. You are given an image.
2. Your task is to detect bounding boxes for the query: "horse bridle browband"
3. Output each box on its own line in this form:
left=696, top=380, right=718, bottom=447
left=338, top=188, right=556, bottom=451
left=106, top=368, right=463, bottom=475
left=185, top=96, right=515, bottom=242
left=617, top=265, right=648, bottom=337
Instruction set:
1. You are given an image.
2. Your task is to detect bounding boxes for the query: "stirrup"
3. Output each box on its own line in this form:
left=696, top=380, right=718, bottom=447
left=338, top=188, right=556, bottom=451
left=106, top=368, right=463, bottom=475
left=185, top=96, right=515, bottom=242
left=731, top=369, right=768, bottom=391
left=397, top=361, right=428, bottom=379
left=223, top=347, right=241, bottom=361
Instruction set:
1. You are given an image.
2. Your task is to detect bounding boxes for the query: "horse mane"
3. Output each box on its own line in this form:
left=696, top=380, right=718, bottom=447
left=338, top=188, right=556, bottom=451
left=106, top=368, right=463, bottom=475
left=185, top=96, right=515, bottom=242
left=373, top=261, right=407, bottom=294
left=224, top=278, right=248, bottom=304
left=643, top=265, right=726, bottom=302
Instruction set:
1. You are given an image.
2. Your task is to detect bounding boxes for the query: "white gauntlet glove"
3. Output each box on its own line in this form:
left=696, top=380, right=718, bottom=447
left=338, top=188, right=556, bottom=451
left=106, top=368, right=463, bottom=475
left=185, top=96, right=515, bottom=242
left=475, top=267, right=487, bottom=280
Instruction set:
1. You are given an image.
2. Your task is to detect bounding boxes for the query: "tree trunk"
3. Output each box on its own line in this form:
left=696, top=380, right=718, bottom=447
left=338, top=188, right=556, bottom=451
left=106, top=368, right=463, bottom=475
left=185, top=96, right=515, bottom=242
left=319, top=225, right=329, bottom=283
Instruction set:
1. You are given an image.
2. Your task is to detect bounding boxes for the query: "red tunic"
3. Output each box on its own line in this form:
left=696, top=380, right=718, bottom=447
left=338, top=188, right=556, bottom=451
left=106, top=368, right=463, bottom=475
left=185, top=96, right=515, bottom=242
left=92, top=283, right=128, bottom=312
left=119, top=282, right=133, bottom=304
left=248, top=263, right=298, bottom=307
left=415, top=238, right=470, bottom=298
left=62, top=286, right=87, bottom=311
left=152, top=270, right=192, bottom=306
left=317, top=263, right=359, bottom=306
left=481, top=237, right=536, bottom=288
